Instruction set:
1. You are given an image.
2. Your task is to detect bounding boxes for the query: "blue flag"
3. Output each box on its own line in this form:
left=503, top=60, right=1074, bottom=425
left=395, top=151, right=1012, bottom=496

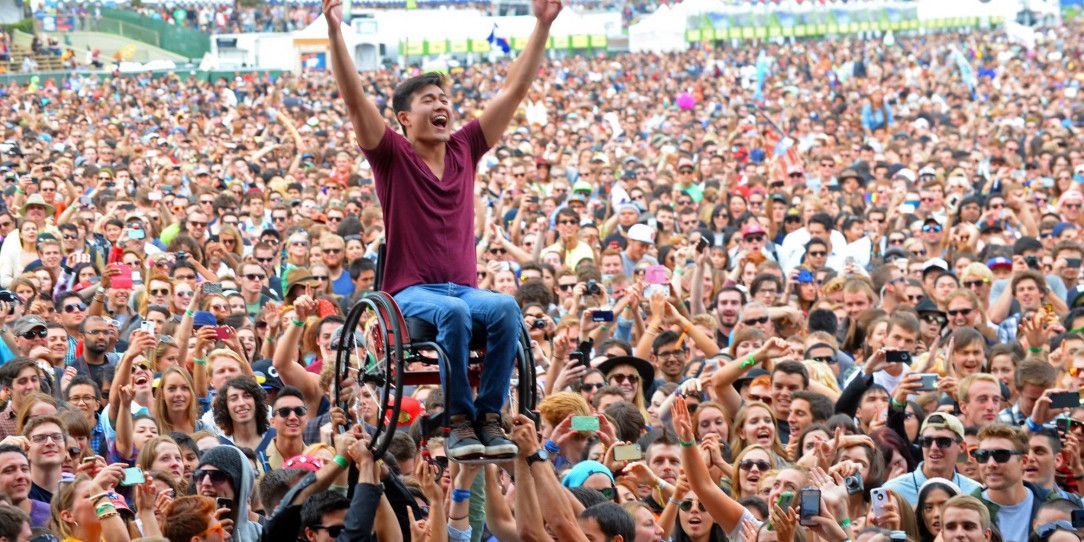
left=486, top=24, right=511, bottom=54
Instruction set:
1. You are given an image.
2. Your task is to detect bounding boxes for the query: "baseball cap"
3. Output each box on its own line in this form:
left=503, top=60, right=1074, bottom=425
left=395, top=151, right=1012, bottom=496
left=572, top=180, right=593, bottom=193
left=251, top=360, right=284, bottom=391
left=986, top=256, right=1012, bottom=270
left=921, top=412, right=965, bottom=440
left=741, top=223, right=767, bottom=238
left=922, top=258, right=949, bottom=273
left=1068, top=286, right=1084, bottom=308
left=918, top=166, right=937, bottom=178
left=12, top=316, right=46, bottom=336
left=627, top=224, right=655, bottom=245
left=893, top=168, right=917, bottom=183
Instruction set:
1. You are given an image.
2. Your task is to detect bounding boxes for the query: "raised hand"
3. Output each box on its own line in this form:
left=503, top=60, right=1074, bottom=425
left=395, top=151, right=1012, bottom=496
left=670, top=395, right=696, bottom=444
left=323, top=0, right=344, bottom=28
left=532, top=0, right=562, bottom=26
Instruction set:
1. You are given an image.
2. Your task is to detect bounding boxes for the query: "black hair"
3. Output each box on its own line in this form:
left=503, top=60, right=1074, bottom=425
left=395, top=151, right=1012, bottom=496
left=603, top=402, right=646, bottom=444
left=300, top=490, right=351, bottom=530
left=170, top=431, right=201, bottom=461
left=212, top=376, right=270, bottom=437
left=771, top=360, right=809, bottom=388
left=64, top=375, right=102, bottom=401
left=569, top=487, right=610, bottom=510
left=1012, top=236, right=1043, bottom=256
left=807, top=308, right=838, bottom=336
left=791, top=390, right=834, bottom=422
left=391, top=72, right=447, bottom=135
left=809, top=212, right=834, bottom=232
left=580, top=502, right=635, bottom=542
left=272, top=385, right=305, bottom=408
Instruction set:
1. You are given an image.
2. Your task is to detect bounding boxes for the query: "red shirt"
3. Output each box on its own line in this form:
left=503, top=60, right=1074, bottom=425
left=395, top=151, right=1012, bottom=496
left=361, top=121, right=490, bottom=294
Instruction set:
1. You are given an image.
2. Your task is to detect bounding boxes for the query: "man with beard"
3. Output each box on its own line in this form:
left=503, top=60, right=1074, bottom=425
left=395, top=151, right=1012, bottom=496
left=0, top=444, right=48, bottom=527
left=69, top=316, right=117, bottom=390
left=712, top=287, right=744, bottom=348
left=884, top=412, right=981, bottom=506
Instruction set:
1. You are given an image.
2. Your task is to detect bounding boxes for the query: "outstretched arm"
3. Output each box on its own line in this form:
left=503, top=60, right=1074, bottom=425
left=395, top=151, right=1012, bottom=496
left=325, top=0, right=386, bottom=150
left=478, top=0, right=561, bottom=147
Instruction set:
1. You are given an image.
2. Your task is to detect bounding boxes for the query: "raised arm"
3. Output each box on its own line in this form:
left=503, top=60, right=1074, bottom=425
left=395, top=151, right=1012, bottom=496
left=478, top=0, right=561, bottom=147
left=671, top=396, right=750, bottom=533
left=324, top=0, right=386, bottom=150
left=272, top=296, right=324, bottom=411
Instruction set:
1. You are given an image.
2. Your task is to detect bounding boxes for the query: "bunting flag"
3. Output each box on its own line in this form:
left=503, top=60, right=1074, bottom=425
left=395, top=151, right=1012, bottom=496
left=486, top=24, right=511, bottom=54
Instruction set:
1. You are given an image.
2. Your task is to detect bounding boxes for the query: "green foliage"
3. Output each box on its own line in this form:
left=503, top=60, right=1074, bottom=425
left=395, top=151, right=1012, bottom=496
left=0, top=19, right=34, bottom=35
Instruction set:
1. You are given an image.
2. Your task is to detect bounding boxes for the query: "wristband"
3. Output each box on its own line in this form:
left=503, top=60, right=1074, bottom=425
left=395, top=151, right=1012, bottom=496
left=265, top=337, right=275, bottom=343
left=599, top=325, right=609, bottom=331
left=333, top=455, right=349, bottom=469
left=1026, top=417, right=1043, bottom=432
left=544, top=439, right=560, bottom=454
left=678, top=438, right=695, bottom=448
left=890, top=398, right=906, bottom=409
left=840, top=518, right=852, bottom=528
left=449, top=513, right=469, bottom=521
left=194, top=358, right=206, bottom=366
left=291, top=319, right=305, bottom=327
left=1029, top=346, right=1043, bottom=353
left=451, top=489, right=472, bottom=503
left=185, top=309, right=194, bottom=317
left=740, top=355, right=757, bottom=369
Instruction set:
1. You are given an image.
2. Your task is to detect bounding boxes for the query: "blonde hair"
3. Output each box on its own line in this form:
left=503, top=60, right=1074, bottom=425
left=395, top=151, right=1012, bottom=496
left=729, top=401, right=787, bottom=459
left=538, top=391, right=591, bottom=429
left=154, top=367, right=199, bottom=435
left=48, top=475, right=92, bottom=539
left=958, top=373, right=1000, bottom=404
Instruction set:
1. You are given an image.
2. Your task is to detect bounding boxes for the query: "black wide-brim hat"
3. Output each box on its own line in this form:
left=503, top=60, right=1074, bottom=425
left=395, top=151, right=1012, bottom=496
left=595, top=355, right=655, bottom=397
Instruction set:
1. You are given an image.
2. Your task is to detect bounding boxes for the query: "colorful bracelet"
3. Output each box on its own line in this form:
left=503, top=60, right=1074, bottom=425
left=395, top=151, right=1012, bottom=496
left=451, top=489, right=472, bottom=503
left=1029, top=346, right=1043, bottom=353
left=740, top=355, right=758, bottom=369
left=840, top=518, right=852, bottom=528
left=193, top=358, right=207, bottom=366
left=890, top=398, right=906, bottom=409
left=678, top=438, right=695, bottom=448
left=185, top=309, right=194, bottom=317
left=291, top=319, right=305, bottom=327
left=333, top=455, right=349, bottom=469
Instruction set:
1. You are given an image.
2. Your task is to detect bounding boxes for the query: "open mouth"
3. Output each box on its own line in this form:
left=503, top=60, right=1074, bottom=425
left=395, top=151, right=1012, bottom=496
left=687, top=516, right=703, bottom=526
left=432, top=114, right=448, bottom=128
left=756, top=428, right=772, bottom=441
left=135, top=377, right=149, bottom=386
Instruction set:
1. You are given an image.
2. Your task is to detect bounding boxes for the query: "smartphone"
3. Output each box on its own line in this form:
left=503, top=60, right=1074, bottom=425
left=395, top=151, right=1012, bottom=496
left=916, top=373, right=939, bottom=392
left=121, top=467, right=145, bottom=486
left=898, top=203, right=917, bottom=214
left=571, top=415, right=600, bottom=432
left=201, top=282, right=223, bottom=295
left=1072, top=508, right=1084, bottom=529
left=644, top=265, right=669, bottom=285
left=885, top=350, right=912, bottom=364
left=612, top=443, right=643, bottom=462
left=82, top=456, right=97, bottom=464
left=216, top=497, right=234, bottom=515
left=127, top=228, right=145, bottom=240
left=696, top=236, right=710, bottom=254
left=796, top=269, right=815, bottom=283
left=776, top=491, right=794, bottom=510
left=148, top=191, right=162, bottom=201
left=140, top=320, right=154, bottom=334
left=871, top=488, right=890, bottom=517
left=215, top=326, right=232, bottom=341
left=591, top=310, right=614, bottom=322
left=1050, top=392, right=1082, bottom=410
left=798, top=488, right=820, bottom=526
left=79, top=196, right=93, bottom=206
left=111, top=264, right=133, bottom=289
left=568, top=351, right=587, bottom=369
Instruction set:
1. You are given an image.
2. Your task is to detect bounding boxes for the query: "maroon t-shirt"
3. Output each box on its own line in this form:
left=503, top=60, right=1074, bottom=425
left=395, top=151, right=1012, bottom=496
left=361, top=120, right=490, bottom=294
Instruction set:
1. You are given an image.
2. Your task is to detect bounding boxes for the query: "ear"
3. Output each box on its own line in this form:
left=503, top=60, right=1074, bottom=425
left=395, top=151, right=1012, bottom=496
left=1056, top=449, right=1066, bottom=470
left=396, top=111, right=412, bottom=132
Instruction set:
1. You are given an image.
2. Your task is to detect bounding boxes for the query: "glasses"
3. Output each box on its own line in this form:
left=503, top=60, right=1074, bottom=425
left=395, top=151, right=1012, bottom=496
left=748, top=394, right=772, bottom=405
left=743, top=316, right=769, bottom=325
left=922, top=224, right=942, bottom=233
left=19, top=329, right=47, bottom=339
left=312, top=275, right=328, bottom=281
left=558, top=283, right=576, bottom=291
left=989, top=202, right=1005, bottom=210
left=888, top=238, right=905, bottom=245
left=273, top=216, right=288, bottom=223
left=188, top=221, right=207, bottom=228
left=656, top=349, right=687, bottom=359
left=580, top=383, right=604, bottom=392
left=175, top=274, right=197, bottom=281
left=922, top=315, right=947, bottom=326
left=557, top=219, right=578, bottom=226
left=322, top=248, right=342, bottom=254
left=912, top=249, right=928, bottom=257
left=609, top=373, right=640, bottom=385
left=1066, top=204, right=1083, bottom=210
left=327, top=216, right=343, bottom=223
left=29, top=432, right=65, bottom=444
left=918, top=436, right=959, bottom=449
left=972, top=448, right=1024, bottom=464
left=739, top=459, right=771, bottom=471
left=245, top=274, right=266, bottom=281
left=68, top=395, right=97, bottom=405
left=274, top=406, right=307, bottom=418
left=62, top=234, right=78, bottom=240
left=947, top=307, right=973, bottom=317
left=1036, top=521, right=1076, bottom=541
left=745, top=235, right=765, bottom=243
left=312, top=525, right=345, bottom=538
left=962, top=280, right=985, bottom=289
left=194, top=469, right=230, bottom=484
left=255, top=257, right=274, bottom=264
left=489, top=248, right=507, bottom=255
left=63, top=303, right=87, bottom=313
left=176, top=290, right=194, bottom=298
left=807, top=251, right=826, bottom=258
left=810, top=356, right=835, bottom=364
left=677, top=500, right=707, bottom=512
left=68, top=446, right=81, bottom=458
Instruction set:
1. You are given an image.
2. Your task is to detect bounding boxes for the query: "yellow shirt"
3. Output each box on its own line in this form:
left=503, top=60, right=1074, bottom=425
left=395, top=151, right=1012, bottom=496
left=543, top=240, right=595, bottom=269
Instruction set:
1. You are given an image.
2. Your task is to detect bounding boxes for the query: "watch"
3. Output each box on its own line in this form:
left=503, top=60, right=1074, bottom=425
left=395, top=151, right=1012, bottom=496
left=526, top=448, right=549, bottom=466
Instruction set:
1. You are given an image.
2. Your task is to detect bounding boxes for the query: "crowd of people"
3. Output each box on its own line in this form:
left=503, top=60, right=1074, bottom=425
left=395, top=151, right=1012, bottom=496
left=0, top=0, right=1078, bottom=540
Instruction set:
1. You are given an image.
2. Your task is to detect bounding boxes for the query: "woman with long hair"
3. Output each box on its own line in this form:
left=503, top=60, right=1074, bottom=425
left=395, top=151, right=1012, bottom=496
left=0, top=220, right=41, bottom=287
left=728, top=401, right=788, bottom=462
left=730, top=444, right=774, bottom=501
left=154, top=366, right=204, bottom=435
left=136, top=435, right=188, bottom=493
left=47, top=473, right=143, bottom=541
left=916, top=478, right=961, bottom=542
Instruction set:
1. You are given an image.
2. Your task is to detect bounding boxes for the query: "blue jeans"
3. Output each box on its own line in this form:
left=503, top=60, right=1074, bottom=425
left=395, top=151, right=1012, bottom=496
left=394, top=283, right=520, bottom=420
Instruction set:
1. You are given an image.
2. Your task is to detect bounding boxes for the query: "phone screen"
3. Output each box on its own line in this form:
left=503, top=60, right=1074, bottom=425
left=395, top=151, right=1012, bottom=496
left=799, top=489, right=820, bottom=526
left=121, top=467, right=145, bottom=486
left=571, top=416, right=600, bottom=432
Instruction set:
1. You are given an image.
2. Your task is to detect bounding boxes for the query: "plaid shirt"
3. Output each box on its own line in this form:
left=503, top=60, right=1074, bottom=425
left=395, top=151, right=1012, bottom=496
left=0, top=403, right=17, bottom=440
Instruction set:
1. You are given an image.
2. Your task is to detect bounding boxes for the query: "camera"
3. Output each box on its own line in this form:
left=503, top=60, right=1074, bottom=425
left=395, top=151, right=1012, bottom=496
left=844, top=473, right=863, bottom=495
left=584, top=280, right=602, bottom=296
left=0, top=290, right=18, bottom=304
left=1025, top=255, right=1040, bottom=270
left=531, top=319, right=547, bottom=330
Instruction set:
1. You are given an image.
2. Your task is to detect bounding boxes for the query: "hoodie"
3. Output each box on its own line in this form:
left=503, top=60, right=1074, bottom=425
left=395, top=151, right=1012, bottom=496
left=198, top=445, right=263, bottom=542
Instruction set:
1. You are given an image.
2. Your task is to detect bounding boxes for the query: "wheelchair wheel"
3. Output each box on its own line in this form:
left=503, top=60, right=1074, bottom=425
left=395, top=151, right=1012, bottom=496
left=514, top=323, right=539, bottom=424
left=336, top=290, right=405, bottom=460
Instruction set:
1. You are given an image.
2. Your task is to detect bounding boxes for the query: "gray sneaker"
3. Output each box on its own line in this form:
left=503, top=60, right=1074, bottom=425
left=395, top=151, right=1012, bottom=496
left=477, top=413, right=518, bottom=458
left=446, top=415, right=485, bottom=461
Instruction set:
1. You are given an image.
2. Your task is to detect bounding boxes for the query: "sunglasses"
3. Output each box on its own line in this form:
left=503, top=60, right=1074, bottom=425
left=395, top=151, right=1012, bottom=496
left=947, top=308, right=973, bottom=317
left=19, top=328, right=47, bottom=339
left=609, top=373, right=640, bottom=385
left=918, top=436, right=959, bottom=449
left=313, top=525, right=344, bottom=538
left=962, top=281, right=985, bottom=289
left=580, top=383, right=605, bottom=392
left=972, top=448, right=1023, bottom=464
left=63, top=303, right=87, bottom=313
left=807, top=251, right=826, bottom=258
left=245, top=274, right=266, bottom=281
left=193, top=469, right=231, bottom=484
left=67, top=446, right=81, bottom=458
left=557, top=220, right=578, bottom=226
left=922, top=224, right=942, bottom=233
left=322, top=248, right=343, bottom=254
left=274, top=406, right=307, bottom=418
left=255, top=257, right=274, bottom=264
left=809, top=356, right=835, bottom=364
left=739, top=459, right=770, bottom=471
left=558, top=283, right=576, bottom=291
left=743, top=316, right=769, bottom=325
left=677, top=500, right=707, bottom=512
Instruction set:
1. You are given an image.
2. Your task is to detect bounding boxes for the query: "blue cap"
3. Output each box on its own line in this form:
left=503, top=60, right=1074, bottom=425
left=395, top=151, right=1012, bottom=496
left=560, top=460, right=614, bottom=488
left=1053, top=222, right=1077, bottom=238
left=192, top=311, right=217, bottom=328
left=1068, top=287, right=1084, bottom=308
left=986, top=256, right=1012, bottom=269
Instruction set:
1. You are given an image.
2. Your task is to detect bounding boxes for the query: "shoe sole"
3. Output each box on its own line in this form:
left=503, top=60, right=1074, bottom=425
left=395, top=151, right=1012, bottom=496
left=447, top=443, right=486, bottom=460
left=483, top=443, right=519, bottom=457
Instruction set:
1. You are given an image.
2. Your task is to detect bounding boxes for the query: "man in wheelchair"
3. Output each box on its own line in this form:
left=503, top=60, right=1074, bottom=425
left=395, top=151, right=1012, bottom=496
left=325, top=0, right=560, bottom=461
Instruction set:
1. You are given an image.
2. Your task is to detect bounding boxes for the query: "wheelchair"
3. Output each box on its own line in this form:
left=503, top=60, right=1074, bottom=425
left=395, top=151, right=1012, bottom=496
left=334, top=246, right=540, bottom=460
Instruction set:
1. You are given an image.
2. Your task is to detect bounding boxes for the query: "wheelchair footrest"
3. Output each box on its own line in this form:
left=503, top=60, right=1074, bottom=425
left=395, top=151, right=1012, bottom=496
left=450, top=455, right=516, bottom=465
left=400, top=365, right=482, bottom=387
